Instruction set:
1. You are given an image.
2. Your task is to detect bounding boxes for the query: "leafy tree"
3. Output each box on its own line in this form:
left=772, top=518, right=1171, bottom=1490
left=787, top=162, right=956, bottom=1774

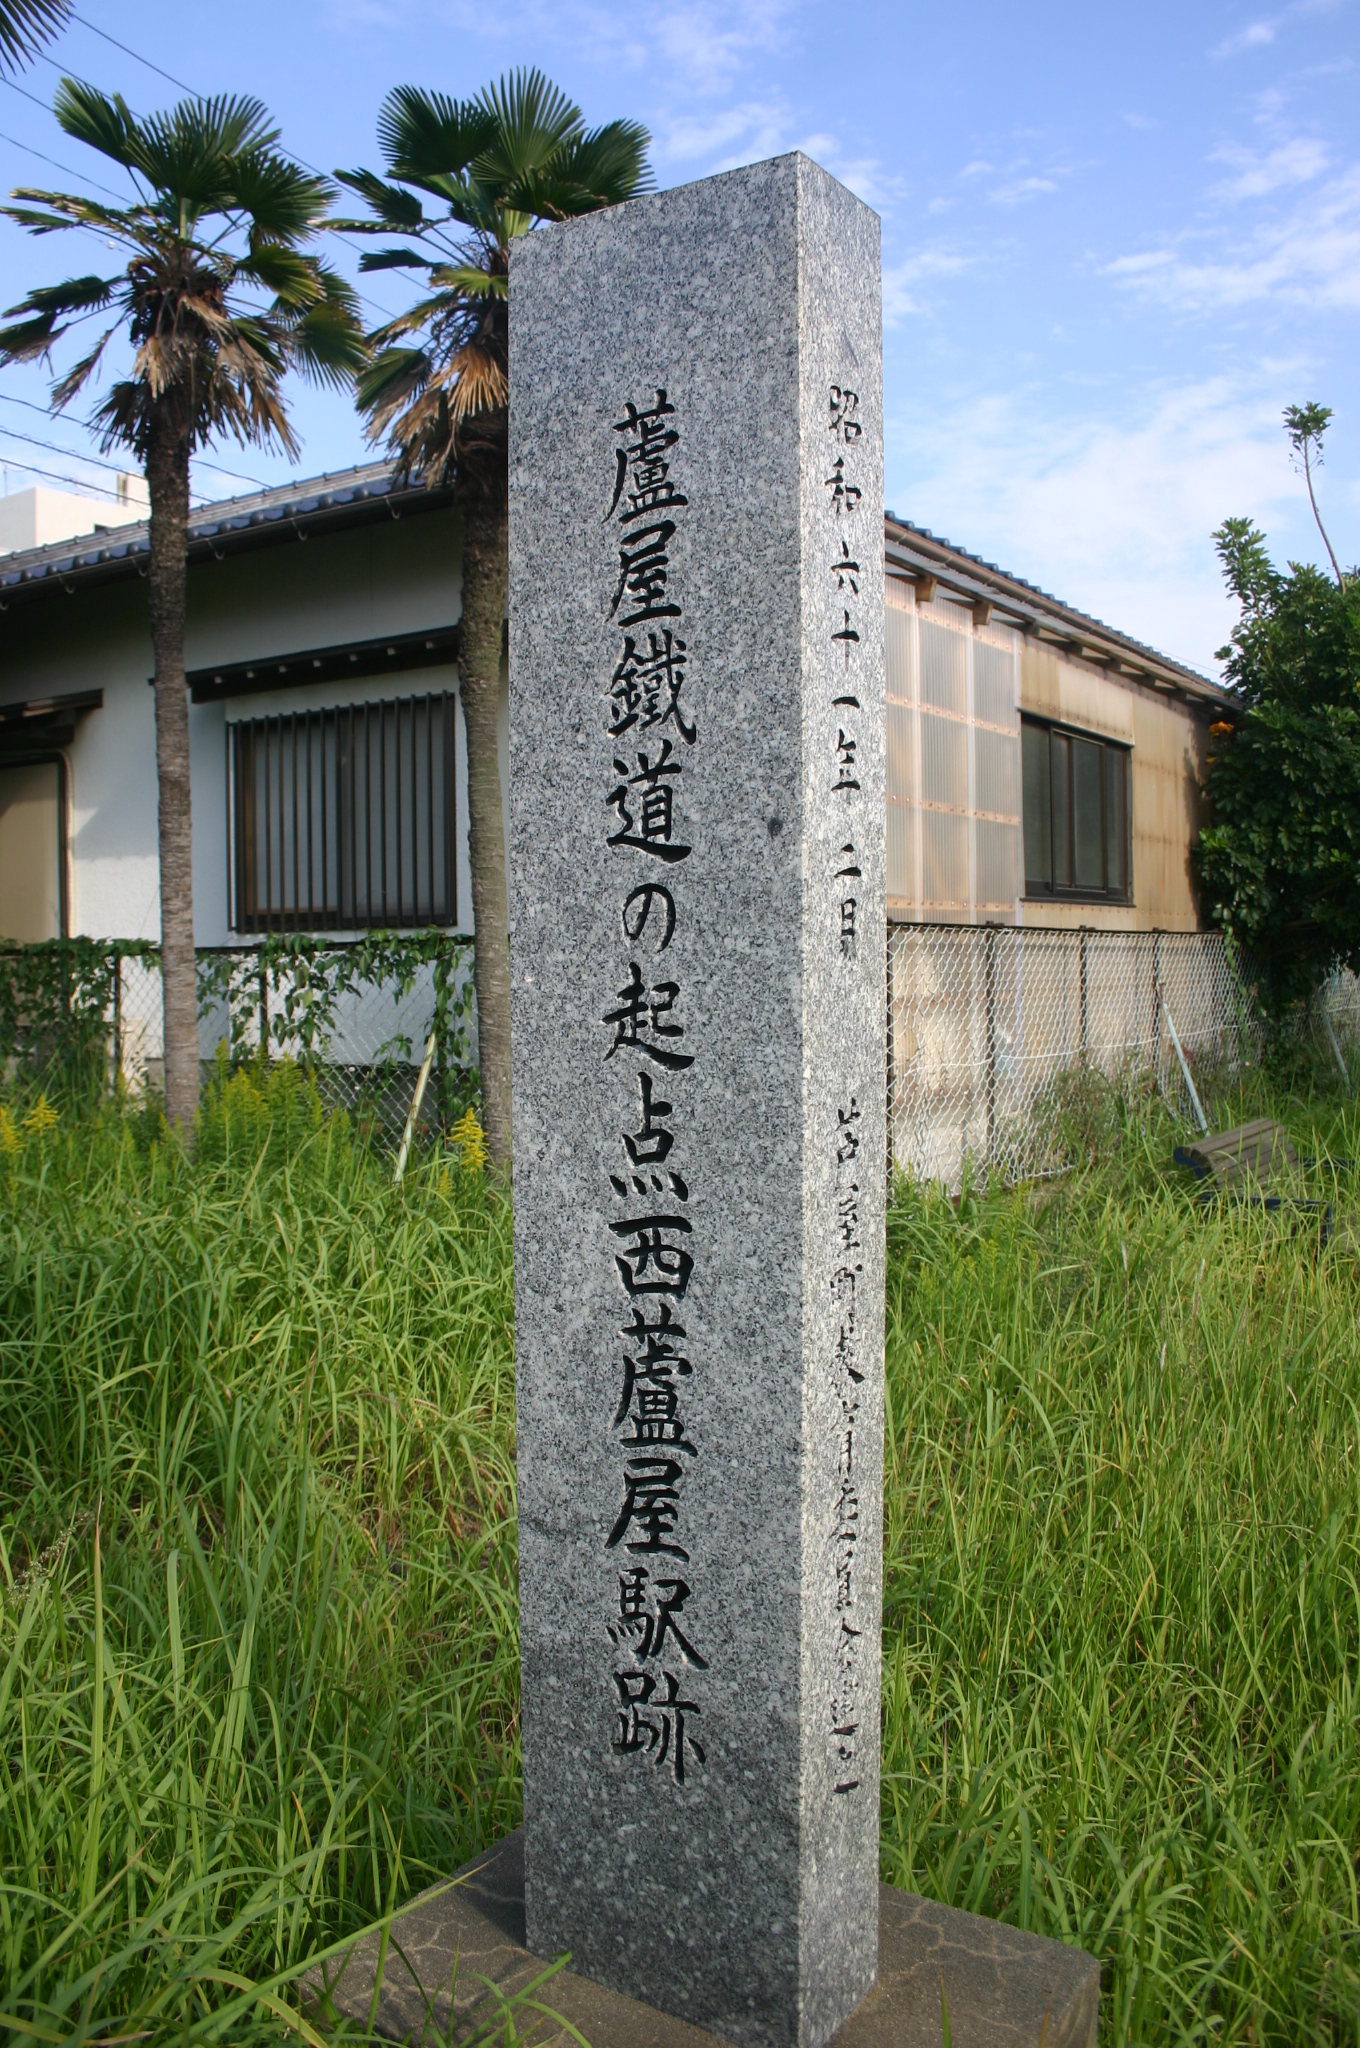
left=336, top=70, right=652, bottom=1169
left=0, top=85, right=365, bottom=1131
left=1196, top=407, right=1360, bottom=1013
left=0, top=0, right=68, bottom=73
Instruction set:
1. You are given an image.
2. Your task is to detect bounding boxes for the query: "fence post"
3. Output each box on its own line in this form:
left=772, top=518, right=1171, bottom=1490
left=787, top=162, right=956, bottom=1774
left=112, top=950, right=122, bottom=1094
left=984, top=923, right=997, bottom=1172
left=1079, top=927, right=1089, bottom=1061
left=885, top=925, right=896, bottom=1190
left=258, top=958, right=269, bottom=1060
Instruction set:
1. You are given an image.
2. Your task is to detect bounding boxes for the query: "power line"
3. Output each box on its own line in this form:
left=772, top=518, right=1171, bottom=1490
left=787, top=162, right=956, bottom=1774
left=0, top=123, right=127, bottom=201
left=0, top=394, right=270, bottom=490
left=0, top=451, right=215, bottom=506
left=61, top=9, right=401, bottom=324
left=69, top=10, right=194, bottom=94
left=0, top=451, right=132, bottom=499
left=0, top=419, right=131, bottom=472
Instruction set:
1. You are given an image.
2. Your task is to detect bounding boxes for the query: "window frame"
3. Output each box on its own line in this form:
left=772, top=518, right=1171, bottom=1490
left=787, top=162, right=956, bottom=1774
left=1021, top=713, right=1131, bottom=905
left=227, top=691, right=459, bottom=936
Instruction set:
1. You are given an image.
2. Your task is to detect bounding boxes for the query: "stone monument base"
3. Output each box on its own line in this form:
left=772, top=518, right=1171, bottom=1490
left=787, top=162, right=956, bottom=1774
left=306, top=1831, right=1099, bottom=2048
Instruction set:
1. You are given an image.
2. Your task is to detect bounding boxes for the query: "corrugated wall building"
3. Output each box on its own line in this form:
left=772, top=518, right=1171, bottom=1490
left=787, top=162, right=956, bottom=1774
left=883, top=514, right=1227, bottom=932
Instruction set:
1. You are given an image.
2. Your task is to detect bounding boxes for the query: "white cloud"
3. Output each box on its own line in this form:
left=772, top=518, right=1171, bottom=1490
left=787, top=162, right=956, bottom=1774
left=1212, top=17, right=1279, bottom=56
left=989, top=173, right=1060, bottom=206
left=656, top=96, right=792, bottom=167
left=328, top=0, right=802, bottom=97
left=886, top=372, right=1325, bottom=675
left=1106, top=161, right=1360, bottom=311
left=1209, top=135, right=1328, bottom=199
left=882, top=248, right=971, bottom=321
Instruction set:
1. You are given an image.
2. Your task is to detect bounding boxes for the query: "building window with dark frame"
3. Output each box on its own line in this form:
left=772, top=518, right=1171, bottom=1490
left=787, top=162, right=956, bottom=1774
left=228, top=691, right=458, bottom=933
left=1022, top=714, right=1130, bottom=902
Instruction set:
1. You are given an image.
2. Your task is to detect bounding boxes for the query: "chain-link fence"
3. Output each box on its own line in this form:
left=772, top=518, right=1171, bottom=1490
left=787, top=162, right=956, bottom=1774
left=1, top=937, right=475, bottom=1142
left=8, top=927, right=1360, bottom=1181
left=887, top=924, right=1360, bottom=1191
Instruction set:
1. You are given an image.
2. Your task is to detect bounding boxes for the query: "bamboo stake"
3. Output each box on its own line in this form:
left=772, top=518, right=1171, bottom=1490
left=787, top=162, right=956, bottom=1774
left=394, top=1031, right=437, bottom=1184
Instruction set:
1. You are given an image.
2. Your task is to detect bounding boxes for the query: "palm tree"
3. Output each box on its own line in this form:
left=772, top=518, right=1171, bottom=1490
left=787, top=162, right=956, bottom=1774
left=0, top=0, right=68, bottom=73
left=336, top=70, right=652, bottom=1170
left=0, top=84, right=365, bottom=1132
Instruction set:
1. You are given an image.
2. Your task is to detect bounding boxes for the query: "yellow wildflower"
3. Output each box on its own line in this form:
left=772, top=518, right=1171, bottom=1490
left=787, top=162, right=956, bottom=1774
left=0, top=1107, right=18, bottom=1156
left=23, top=1095, right=58, bottom=1135
left=452, top=1108, right=487, bottom=1173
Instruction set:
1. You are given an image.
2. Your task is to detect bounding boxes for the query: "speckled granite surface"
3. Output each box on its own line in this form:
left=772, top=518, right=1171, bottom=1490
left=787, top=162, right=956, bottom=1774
left=306, top=1831, right=1100, bottom=2048
left=506, top=154, right=885, bottom=2048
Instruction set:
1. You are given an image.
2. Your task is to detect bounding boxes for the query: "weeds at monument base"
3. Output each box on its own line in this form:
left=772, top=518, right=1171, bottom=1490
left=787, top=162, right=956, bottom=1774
left=1, top=1054, right=1357, bottom=2045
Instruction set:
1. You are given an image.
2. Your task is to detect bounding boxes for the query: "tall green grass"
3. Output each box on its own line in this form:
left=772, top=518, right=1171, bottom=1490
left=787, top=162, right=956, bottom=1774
left=882, top=1071, right=1360, bottom=2044
left=2, top=1059, right=1358, bottom=2044
left=0, top=1065, right=519, bottom=2043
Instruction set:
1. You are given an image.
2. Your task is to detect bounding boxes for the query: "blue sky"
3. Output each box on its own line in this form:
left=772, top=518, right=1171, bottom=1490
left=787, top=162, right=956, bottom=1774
left=0, top=0, right=1355, bottom=675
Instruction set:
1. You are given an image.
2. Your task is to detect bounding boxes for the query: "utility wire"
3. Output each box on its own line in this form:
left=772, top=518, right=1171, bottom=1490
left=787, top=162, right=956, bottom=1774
left=0, top=451, right=214, bottom=505
left=65, top=9, right=399, bottom=319
left=0, top=121, right=125, bottom=198
left=7, top=44, right=399, bottom=324
left=0, top=420, right=134, bottom=471
left=0, top=394, right=270, bottom=489
left=70, top=10, right=192, bottom=93
left=1, top=451, right=139, bottom=499
left=0, top=420, right=206, bottom=502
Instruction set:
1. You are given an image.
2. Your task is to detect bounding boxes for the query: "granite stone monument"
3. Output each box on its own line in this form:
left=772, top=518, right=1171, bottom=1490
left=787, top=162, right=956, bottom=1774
left=507, top=153, right=886, bottom=2048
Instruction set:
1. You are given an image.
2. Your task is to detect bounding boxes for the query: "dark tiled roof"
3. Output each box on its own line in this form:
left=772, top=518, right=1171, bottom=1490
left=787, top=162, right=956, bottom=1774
left=1, top=458, right=1223, bottom=702
left=0, top=460, right=450, bottom=600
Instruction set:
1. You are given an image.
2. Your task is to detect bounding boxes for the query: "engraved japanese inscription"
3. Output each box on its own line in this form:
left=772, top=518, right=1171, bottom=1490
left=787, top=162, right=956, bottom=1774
left=601, top=390, right=706, bottom=1784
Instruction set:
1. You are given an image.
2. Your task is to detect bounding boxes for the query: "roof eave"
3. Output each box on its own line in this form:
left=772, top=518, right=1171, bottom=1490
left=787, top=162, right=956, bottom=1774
left=0, top=471, right=455, bottom=608
left=886, top=520, right=1227, bottom=705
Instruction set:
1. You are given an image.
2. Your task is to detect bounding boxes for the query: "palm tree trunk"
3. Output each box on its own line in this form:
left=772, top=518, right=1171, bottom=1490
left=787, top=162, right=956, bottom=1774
left=145, top=408, right=199, bottom=1135
left=458, top=483, right=512, bottom=1171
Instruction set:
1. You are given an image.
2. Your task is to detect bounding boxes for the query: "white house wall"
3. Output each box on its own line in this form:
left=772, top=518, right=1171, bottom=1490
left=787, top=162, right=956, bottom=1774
left=0, top=504, right=496, bottom=945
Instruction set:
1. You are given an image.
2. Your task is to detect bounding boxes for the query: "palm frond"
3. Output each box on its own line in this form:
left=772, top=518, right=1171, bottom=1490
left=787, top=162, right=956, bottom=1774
left=290, top=294, right=370, bottom=389
left=89, top=377, right=145, bottom=456
left=5, top=187, right=144, bottom=238
left=469, top=68, right=582, bottom=185
left=136, top=93, right=276, bottom=192
left=0, top=310, right=61, bottom=360
left=355, top=246, right=435, bottom=272
left=50, top=320, right=117, bottom=409
left=239, top=241, right=324, bottom=307
left=5, top=272, right=115, bottom=319
left=0, top=0, right=70, bottom=75
left=232, top=148, right=332, bottom=241
left=333, top=167, right=427, bottom=230
left=375, top=86, right=499, bottom=186
left=408, top=171, right=499, bottom=235
left=1, top=201, right=82, bottom=233
left=129, top=98, right=269, bottom=215
left=52, top=79, right=140, bottom=170
left=356, top=344, right=431, bottom=424
left=429, top=263, right=506, bottom=297
left=438, top=338, right=506, bottom=420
